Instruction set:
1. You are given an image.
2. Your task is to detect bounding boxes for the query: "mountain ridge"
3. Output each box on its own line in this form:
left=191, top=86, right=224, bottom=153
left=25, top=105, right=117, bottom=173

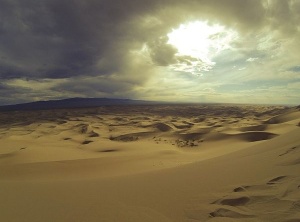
left=0, top=98, right=160, bottom=111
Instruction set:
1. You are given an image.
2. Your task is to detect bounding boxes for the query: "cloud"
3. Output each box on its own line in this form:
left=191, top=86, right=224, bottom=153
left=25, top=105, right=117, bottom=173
left=52, top=76, right=137, bottom=98
left=0, top=0, right=152, bottom=79
left=0, top=0, right=268, bottom=80
left=288, top=66, right=300, bottom=73
left=147, top=36, right=177, bottom=66
left=246, top=57, right=259, bottom=62
left=0, top=0, right=299, bottom=105
left=0, top=82, right=35, bottom=104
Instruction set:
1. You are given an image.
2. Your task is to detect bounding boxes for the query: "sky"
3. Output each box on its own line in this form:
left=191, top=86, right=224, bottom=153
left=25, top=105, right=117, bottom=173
left=0, top=0, right=299, bottom=105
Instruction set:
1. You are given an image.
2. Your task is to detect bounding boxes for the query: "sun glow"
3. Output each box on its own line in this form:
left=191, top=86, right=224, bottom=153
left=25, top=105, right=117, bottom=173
left=167, top=21, right=238, bottom=75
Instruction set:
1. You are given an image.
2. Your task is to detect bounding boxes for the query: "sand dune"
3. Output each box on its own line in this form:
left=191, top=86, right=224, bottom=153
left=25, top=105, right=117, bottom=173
left=0, top=104, right=299, bottom=221
left=265, top=109, right=300, bottom=124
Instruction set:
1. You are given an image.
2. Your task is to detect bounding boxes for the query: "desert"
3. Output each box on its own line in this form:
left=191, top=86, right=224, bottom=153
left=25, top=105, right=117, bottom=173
left=0, top=104, right=300, bottom=222
left=1, top=1, right=300, bottom=221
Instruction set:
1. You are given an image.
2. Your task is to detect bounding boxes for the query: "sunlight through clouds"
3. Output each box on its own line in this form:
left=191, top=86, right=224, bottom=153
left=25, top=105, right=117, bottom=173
left=167, top=21, right=238, bottom=75
left=0, top=0, right=299, bottom=105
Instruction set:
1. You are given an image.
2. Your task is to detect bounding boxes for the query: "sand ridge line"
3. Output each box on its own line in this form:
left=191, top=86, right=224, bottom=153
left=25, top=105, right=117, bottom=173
left=209, top=175, right=300, bottom=221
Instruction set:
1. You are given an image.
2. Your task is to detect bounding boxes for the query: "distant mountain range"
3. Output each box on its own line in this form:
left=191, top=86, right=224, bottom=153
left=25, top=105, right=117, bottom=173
left=0, top=98, right=160, bottom=111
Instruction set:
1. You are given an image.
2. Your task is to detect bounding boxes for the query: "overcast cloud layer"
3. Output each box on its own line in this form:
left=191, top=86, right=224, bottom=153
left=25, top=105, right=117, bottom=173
left=0, top=0, right=299, bottom=105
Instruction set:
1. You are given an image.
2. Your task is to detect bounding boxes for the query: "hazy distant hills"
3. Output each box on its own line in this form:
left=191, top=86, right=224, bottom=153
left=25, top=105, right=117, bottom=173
left=1, top=98, right=297, bottom=112
left=0, top=98, right=159, bottom=111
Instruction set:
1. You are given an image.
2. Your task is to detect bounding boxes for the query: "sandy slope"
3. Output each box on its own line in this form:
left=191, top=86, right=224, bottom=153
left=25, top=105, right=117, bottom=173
left=0, top=104, right=299, bottom=222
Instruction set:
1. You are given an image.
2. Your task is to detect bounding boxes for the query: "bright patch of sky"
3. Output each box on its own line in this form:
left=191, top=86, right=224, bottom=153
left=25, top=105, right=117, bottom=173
left=167, top=21, right=238, bottom=75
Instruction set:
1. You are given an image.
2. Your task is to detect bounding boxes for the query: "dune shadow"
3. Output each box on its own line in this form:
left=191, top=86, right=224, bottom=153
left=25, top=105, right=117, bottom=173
left=99, top=149, right=118, bottom=153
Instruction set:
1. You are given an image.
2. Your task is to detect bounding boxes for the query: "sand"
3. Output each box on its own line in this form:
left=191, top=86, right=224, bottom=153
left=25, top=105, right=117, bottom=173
left=0, top=104, right=299, bottom=222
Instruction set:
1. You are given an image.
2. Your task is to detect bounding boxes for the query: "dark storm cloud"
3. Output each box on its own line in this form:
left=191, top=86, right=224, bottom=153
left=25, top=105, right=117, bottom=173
left=0, top=0, right=160, bottom=79
left=0, top=0, right=269, bottom=80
